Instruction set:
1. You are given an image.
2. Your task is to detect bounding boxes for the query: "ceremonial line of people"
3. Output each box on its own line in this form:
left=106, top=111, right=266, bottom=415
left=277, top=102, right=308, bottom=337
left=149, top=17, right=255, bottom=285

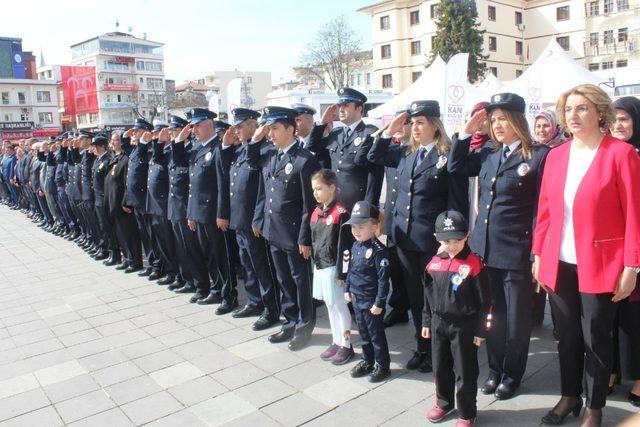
left=2, top=85, right=640, bottom=427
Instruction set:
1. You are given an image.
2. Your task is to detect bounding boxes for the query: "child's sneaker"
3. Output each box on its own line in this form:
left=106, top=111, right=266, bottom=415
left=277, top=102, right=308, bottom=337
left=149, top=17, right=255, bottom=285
left=331, top=345, right=354, bottom=365
left=426, top=405, right=455, bottom=423
left=320, top=344, right=339, bottom=361
left=350, top=360, right=374, bottom=378
left=369, top=363, right=390, bottom=383
left=455, top=418, right=475, bottom=426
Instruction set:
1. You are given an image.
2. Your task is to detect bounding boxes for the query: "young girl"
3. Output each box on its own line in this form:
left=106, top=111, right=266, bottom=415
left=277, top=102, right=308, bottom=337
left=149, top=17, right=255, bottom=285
left=310, top=169, right=354, bottom=364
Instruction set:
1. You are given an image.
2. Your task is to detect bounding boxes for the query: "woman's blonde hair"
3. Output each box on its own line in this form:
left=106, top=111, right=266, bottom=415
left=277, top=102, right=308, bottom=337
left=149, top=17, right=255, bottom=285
left=406, top=116, right=451, bottom=156
left=555, top=84, right=615, bottom=132
left=488, top=108, right=533, bottom=160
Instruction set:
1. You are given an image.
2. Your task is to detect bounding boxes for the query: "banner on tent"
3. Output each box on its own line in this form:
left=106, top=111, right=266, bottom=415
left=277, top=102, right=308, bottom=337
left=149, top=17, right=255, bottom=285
left=445, top=84, right=466, bottom=131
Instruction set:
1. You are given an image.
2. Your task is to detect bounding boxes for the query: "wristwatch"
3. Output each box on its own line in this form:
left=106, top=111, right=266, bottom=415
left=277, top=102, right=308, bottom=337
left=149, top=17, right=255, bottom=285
left=625, top=266, right=640, bottom=274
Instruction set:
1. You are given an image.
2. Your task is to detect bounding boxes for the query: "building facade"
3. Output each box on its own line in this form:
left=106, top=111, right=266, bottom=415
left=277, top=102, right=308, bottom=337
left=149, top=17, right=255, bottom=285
left=359, top=0, right=639, bottom=93
left=69, top=32, right=166, bottom=130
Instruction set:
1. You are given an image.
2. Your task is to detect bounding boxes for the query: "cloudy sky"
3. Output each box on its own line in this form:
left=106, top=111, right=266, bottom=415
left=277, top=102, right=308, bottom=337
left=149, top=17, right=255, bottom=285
left=4, top=0, right=374, bottom=84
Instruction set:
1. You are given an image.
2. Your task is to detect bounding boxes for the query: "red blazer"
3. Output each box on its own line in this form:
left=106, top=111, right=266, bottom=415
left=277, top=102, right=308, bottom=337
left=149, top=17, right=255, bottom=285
left=533, top=135, right=640, bottom=294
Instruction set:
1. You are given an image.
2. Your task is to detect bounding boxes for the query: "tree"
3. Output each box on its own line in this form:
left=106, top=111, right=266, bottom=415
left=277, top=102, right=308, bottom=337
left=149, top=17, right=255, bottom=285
left=429, top=0, right=488, bottom=83
left=299, top=15, right=363, bottom=90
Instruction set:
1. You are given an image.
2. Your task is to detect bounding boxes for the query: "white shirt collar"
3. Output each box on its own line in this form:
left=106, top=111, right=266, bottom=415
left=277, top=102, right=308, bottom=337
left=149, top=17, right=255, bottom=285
left=503, top=140, right=521, bottom=158
left=200, top=135, right=216, bottom=147
left=419, top=142, right=435, bottom=155
left=344, top=119, right=362, bottom=134
left=279, top=139, right=297, bottom=154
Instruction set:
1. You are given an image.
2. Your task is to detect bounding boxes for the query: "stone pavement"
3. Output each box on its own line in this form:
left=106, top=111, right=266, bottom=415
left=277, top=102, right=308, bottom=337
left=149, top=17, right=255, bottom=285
left=0, top=208, right=637, bottom=427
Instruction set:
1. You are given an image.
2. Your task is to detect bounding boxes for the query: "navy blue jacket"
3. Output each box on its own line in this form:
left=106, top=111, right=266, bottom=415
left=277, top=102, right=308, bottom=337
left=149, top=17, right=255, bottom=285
left=1, top=154, right=16, bottom=183
left=80, top=149, right=96, bottom=202
left=44, top=152, right=57, bottom=194
left=344, top=238, right=390, bottom=310
left=68, top=148, right=83, bottom=202
left=146, top=140, right=170, bottom=217
left=167, top=140, right=194, bottom=221
left=124, top=141, right=151, bottom=210
left=187, top=137, right=221, bottom=224
left=92, top=152, right=111, bottom=207
left=54, top=149, right=66, bottom=188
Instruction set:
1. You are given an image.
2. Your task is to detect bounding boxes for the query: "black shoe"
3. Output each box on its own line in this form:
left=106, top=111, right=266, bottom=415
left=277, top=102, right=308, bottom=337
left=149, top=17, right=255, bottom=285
left=175, top=284, right=197, bottom=294
left=148, top=271, right=163, bottom=281
left=312, top=298, right=325, bottom=308
left=157, top=275, right=176, bottom=286
left=417, top=356, right=433, bottom=373
left=115, top=262, right=129, bottom=271
left=138, top=268, right=153, bottom=277
left=350, top=360, right=374, bottom=378
left=494, top=382, right=519, bottom=400
left=369, top=363, right=391, bottom=383
left=252, top=315, right=279, bottom=331
left=541, top=398, right=583, bottom=425
left=168, top=281, right=185, bottom=291
left=406, top=352, right=427, bottom=370
left=383, top=309, right=409, bottom=328
left=628, top=392, right=640, bottom=407
left=189, top=292, right=206, bottom=303
left=232, top=305, right=263, bottom=318
left=481, top=377, right=499, bottom=395
left=268, top=328, right=294, bottom=343
left=94, top=252, right=109, bottom=261
left=288, top=332, right=311, bottom=351
left=103, top=257, right=121, bottom=267
left=196, top=293, right=222, bottom=305
left=215, top=299, right=239, bottom=315
left=124, top=265, right=143, bottom=274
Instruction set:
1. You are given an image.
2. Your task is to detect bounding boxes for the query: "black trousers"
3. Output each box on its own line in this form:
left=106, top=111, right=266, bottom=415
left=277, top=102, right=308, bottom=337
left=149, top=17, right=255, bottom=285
left=236, top=228, right=279, bottom=317
left=614, top=300, right=640, bottom=380
left=485, top=266, right=532, bottom=386
left=56, top=187, right=76, bottom=229
left=150, top=214, right=178, bottom=277
left=194, top=221, right=237, bottom=302
left=354, top=306, right=390, bottom=368
left=385, top=245, right=409, bottom=312
left=396, top=246, right=433, bottom=353
left=134, top=209, right=158, bottom=271
left=549, top=261, right=618, bottom=409
left=36, top=193, right=53, bottom=224
left=82, top=201, right=100, bottom=244
left=94, top=203, right=113, bottom=254
left=432, top=316, right=479, bottom=420
left=269, top=243, right=314, bottom=333
left=171, top=218, right=200, bottom=285
left=114, top=212, right=142, bottom=267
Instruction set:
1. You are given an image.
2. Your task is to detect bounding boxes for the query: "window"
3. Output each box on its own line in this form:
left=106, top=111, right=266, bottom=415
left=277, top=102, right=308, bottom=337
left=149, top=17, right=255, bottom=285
left=357, top=73, right=362, bottom=86
left=617, top=0, right=629, bottom=10
left=557, top=5, right=570, bottom=20
left=104, top=61, right=129, bottom=72
left=488, top=5, right=496, bottom=21
left=18, top=92, right=26, bottom=104
left=145, top=61, right=162, bottom=72
left=430, top=4, right=439, bottom=19
left=36, top=91, right=51, bottom=103
left=20, top=108, right=29, bottom=121
left=557, top=36, right=570, bottom=51
left=136, top=61, right=145, bottom=71
left=588, top=63, right=600, bottom=71
left=489, top=67, right=498, bottom=77
left=381, top=44, right=391, bottom=59
left=77, top=114, right=87, bottom=125
left=516, top=41, right=523, bottom=55
left=38, top=112, right=53, bottom=124
left=366, top=73, right=371, bottom=85
left=3, top=113, right=12, bottom=121
left=489, top=36, right=497, bottom=52
left=618, top=28, right=628, bottom=42
left=89, top=113, right=99, bottom=123
left=147, top=78, right=163, bottom=89
left=588, top=1, right=598, bottom=16
left=617, top=59, right=628, bottom=68
left=410, top=10, right=420, bottom=25
left=602, top=61, right=613, bottom=69
left=412, top=71, right=422, bottom=82
left=603, top=30, right=614, bottom=44
left=515, top=11, right=523, bottom=25
left=380, top=15, right=390, bottom=30
left=411, top=41, right=421, bottom=56
left=382, top=74, right=393, bottom=89
left=1, top=92, right=8, bottom=105
left=516, top=70, right=523, bottom=77
left=604, top=0, right=613, bottom=13
left=590, top=32, right=599, bottom=46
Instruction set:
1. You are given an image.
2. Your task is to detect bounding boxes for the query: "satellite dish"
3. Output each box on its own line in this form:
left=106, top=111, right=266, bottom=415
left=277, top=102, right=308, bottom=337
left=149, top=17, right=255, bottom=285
left=127, top=26, right=133, bottom=33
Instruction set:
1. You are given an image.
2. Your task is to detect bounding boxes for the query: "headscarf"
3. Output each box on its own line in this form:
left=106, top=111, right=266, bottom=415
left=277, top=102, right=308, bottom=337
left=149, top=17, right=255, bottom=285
left=612, top=96, right=640, bottom=148
left=470, top=102, right=490, bottom=150
left=534, top=110, right=559, bottom=142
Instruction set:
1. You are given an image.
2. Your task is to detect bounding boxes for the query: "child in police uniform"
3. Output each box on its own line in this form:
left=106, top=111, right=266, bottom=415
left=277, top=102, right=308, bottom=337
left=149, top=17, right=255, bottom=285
left=344, top=201, right=391, bottom=383
left=422, top=210, right=491, bottom=426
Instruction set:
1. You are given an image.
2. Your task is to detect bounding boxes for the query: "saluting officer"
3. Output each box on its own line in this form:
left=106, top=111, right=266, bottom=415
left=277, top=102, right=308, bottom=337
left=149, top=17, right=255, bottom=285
left=368, top=100, right=468, bottom=373
left=307, top=88, right=382, bottom=211
left=248, top=106, right=321, bottom=350
left=217, top=108, right=280, bottom=331
left=68, top=133, right=89, bottom=246
left=294, top=103, right=330, bottom=169
left=448, top=93, right=549, bottom=400
left=62, top=134, right=82, bottom=241
left=78, top=131, right=100, bottom=254
left=91, top=133, right=117, bottom=264
left=54, top=133, right=77, bottom=238
left=43, top=139, right=65, bottom=234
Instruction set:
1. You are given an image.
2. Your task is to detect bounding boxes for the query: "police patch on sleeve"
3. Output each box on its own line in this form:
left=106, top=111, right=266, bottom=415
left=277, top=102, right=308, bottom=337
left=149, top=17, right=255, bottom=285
left=285, top=163, right=293, bottom=175
left=517, top=163, right=530, bottom=176
left=205, top=152, right=212, bottom=162
left=380, top=258, right=389, bottom=267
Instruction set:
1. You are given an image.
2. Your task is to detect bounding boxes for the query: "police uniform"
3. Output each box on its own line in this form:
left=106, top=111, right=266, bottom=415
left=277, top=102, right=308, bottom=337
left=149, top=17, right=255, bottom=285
left=306, top=88, right=383, bottom=211
left=368, top=100, right=468, bottom=369
left=43, top=147, right=64, bottom=231
left=293, top=104, right=330, bottom=169
left=91, top=134, right=116, bottom=262
left=248, top=106, right=320, bottom=350
left=68, top=135, right=89, bottom=244
left=78, top=131, right=101, bottom=252
left=424, top=211, right=491, bottom=422
left=217, top=108, right=279, bottom=328
left=343, top=201, right=391, bottom=382
left=54, top=136, right=76, bottom=236
left=30, top=148, right=52, bottom=226
left=448, top=93, right=550, bottom=399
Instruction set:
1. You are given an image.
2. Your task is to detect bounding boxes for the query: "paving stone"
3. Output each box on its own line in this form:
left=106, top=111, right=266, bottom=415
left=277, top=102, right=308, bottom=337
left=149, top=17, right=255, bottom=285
left=42, top=374, right=100, bottom=404
left=235, top=376, right=296, bottom=408
left=120, top=391, right=183, bottom=425
left=167, top=375, right=228, bottom=406
left=67, top=407, right=133, bottom=427
left=0, top=405, right=63, bottom=427
left=54, top=389, right=116, bottom=423
left=149, top=361, right=204, bottom=389
left=91, top=361, right=145, bottom=387
left=132, top=349, right=184, bottom=373
left=0, top=388, right=51, bottom=422
left=104, top=375, right=163, bottom=405
left=189, top=392, right=257, bottom=426
left=262, top=392, right=331, bottom=426
left=0, top=373, right=39, bottom=400
left=211, top=361, right=269, bottom=390
left=303, top=375, right=369, bottom=408
left=150, top=409, right=207, bottom=427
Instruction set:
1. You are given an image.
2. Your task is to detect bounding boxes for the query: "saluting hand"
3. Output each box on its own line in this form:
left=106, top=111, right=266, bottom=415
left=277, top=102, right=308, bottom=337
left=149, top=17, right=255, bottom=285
left=612, top=268, right=638, bottom=302
left=463, top=109, right=488, bottom=135
left=141, top=132, right=153, bottom=143
left=252, top=125, right=269, bottom=142
left=177, top=125, right=192, bottom=142
left=123, top=128, right=134, bottom=139
left=321, top=104, right=337, bottom=125
left=387, top=112, right=409, bottom=136
left=158, top=128, right=170, bottom=143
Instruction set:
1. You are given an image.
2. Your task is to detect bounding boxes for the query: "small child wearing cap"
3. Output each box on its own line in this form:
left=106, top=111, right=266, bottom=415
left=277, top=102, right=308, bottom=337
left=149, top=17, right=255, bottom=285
left=310, top=169, right=354, bottom=365
left=343, top=201, right=391, bottom=383
left=422, top=210, right=491, bottom=426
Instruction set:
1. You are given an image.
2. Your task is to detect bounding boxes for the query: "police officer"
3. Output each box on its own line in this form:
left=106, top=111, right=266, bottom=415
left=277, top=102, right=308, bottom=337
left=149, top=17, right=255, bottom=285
left=307, top=87, right=383, bottom=211
left=293, top=103, right=330, bottom=169
left=448, top=93, right=549, bottom=400
left=368, top=100, right=468, bottom=373
left=68, top=133, right=89, bottom=246
left=174, top=108, right=237, bottom=312
left=43, top=139, right=65, bottom=234
left=146, top=121, right=179, bottom=285
left=124, top=119, right=161, bottom=278
left=217, top=107, right=280, bottom=330
left=54, top=133, right=77, bottom=238
left=91, top=133, right=117, bottom=263
left=78, top=130, right=101, bottom=254
left=61, top=134, right=81, bottom=241
left=30, top=143, right=52, bottom=228
left=248, top=106, right=320, bottom=350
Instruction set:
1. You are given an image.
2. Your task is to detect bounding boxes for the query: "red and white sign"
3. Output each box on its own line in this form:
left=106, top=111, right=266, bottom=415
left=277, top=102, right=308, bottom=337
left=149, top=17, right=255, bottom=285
left=60, top=66, right=99, bottom=115
left=115, top=56, right=135, bottom=63
left=1, top=131, right=32, bottom=140
left=103, top=83, right=138, bottom=91
left=32, top=128, right=61, bottom=137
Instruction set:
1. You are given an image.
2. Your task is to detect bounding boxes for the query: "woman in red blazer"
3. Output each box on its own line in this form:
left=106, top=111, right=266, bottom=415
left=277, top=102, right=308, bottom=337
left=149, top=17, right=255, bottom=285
left=533, top=84, right=640, bottom=427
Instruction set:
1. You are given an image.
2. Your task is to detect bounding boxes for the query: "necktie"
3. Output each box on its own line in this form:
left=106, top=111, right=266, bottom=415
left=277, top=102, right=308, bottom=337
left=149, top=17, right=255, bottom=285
left=343, top=127, right=351, bottom=142
left=503, top=145, right=511, bottom=159
left=272, top=151, right=283, bottom=175
left=416, top=147, right=427, bottom=167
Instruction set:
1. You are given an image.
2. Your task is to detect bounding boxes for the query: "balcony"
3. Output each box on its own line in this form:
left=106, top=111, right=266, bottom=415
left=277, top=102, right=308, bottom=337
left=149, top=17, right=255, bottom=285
left=102, top=83, right=139, bottom=91
left=584, top=38, right=636, bottom=57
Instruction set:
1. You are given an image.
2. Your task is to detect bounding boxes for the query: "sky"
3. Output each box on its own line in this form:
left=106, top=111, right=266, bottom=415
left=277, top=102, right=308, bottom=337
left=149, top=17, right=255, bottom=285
left=3, top=0, right=375, bottom=85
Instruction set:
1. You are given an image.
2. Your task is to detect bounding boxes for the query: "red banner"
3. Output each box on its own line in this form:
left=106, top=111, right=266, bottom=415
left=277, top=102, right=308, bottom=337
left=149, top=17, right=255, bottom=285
left=32, top=128, right=61, bottom=137
left=60, top=66, right=98, bottom=115
left=103, top=83, right=138, bottom=91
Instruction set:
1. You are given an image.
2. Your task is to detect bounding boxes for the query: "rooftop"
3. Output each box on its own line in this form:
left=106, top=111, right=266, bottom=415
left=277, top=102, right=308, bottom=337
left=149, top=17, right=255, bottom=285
left=71, top=31, right=163, bottom=49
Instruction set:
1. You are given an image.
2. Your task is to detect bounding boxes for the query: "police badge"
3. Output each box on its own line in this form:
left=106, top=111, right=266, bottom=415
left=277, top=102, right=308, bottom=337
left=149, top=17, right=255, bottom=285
left=365, top=248, right=373, bottom=259
left=285, top=163, right=293, bottom=175
left=205, top=152, right=212, bottom=162
left=517, top=163, right=530, bottom=176
left=436, top=155, right=447, bottom=169
left=354, top=136, right=362, bottom=146
left=458, top=265, right=470, bottom=279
